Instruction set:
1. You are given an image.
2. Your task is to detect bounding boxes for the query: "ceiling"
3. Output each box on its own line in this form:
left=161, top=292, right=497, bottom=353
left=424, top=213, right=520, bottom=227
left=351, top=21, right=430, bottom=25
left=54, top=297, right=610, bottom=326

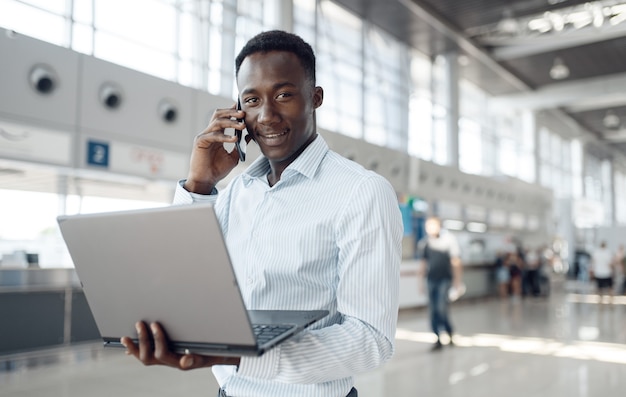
left=333, top=0, right=626, bottom=159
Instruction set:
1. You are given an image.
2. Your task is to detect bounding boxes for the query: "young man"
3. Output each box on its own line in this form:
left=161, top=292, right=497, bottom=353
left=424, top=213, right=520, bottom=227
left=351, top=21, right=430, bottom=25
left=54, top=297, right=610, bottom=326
left=416, top=216, right=463, bottom=351
left=121, top=30, right=403, bottom=397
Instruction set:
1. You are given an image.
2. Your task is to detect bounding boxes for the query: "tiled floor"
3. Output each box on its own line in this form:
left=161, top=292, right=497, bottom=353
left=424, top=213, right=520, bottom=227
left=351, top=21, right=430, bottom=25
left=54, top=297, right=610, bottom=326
left=2, top=280, right=625, bottom=397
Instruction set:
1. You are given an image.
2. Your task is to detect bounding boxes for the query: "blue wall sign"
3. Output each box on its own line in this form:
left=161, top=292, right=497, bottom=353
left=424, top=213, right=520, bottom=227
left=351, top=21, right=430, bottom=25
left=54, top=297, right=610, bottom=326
left=87, top=140, right=109, bottom=168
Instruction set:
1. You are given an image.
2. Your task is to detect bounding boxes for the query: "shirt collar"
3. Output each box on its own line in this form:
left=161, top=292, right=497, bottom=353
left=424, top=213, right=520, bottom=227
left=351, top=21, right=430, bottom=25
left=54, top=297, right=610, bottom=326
left=241, top=134, right=329, bottom=184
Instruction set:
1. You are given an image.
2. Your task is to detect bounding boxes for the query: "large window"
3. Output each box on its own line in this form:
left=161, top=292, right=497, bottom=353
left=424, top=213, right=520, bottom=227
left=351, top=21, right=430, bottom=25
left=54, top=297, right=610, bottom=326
left=0, top=0, right=68, bottom=47
left=408, top=50, right=433, bottom=160
left=616, top=169, right=626, bottom=224
left=582, top=155, right=613, bottom=224
left=459, top=80, right=487, bottom=175
left=539, top=127, right=574, bottom=198
left=0, top=189, right=164, bottom=268
left=458, top=117, right=482, bottom=175
left=490, top=111, right=536, bottom=182
left=571, top=139, right=584, bottom=198
left=294, top=0, right=409, bottom=149
left=431, top=55, right=449, bottom=165
left=314, top=0, right=363, bottom=138
left=2, top=0, right=281, bottom=97
left=363, top=27, right=408, bottom=150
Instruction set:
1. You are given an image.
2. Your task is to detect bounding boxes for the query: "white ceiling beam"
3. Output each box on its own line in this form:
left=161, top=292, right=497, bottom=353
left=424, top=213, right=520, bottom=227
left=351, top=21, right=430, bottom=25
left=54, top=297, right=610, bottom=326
left=490, top=72, right=626, bottom=111
left=397, top=0, right=530, bottom=92
left=487, top=23, right=626, bottom=60
left=603, top=129, right=626, bottom=142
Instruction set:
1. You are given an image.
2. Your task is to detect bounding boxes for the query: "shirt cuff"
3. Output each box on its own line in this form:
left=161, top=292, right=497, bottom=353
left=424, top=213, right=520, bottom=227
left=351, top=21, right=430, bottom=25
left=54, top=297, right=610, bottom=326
left=236, top=345, right=280, bottom=379
left=173, top=179, right=217, bottom=205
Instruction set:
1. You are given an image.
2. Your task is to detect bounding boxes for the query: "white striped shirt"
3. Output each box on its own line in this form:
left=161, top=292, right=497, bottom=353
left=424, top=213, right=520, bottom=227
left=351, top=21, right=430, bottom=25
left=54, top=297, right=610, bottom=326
left=173, top=134, right=402, bottom=397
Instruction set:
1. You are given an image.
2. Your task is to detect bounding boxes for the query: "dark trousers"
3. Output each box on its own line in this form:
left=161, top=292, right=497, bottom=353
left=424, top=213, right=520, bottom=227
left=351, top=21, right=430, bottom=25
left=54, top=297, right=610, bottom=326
left=524, top=269, right=540, bottom=296
left=218, top=387, right=357, bottom=396
left=428, top=278, right=453, bottom=339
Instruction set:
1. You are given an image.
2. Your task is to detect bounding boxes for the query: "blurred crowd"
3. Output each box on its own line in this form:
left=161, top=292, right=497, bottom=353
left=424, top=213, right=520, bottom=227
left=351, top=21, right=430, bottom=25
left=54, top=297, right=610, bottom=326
left=494, top=241, right=626, bottom=301
left=494, top=245, right=553, bottom=299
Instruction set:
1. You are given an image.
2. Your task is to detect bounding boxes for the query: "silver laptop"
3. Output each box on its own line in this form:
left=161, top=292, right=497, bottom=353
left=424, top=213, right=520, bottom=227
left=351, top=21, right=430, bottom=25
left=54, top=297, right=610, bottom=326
left=57, top=203, right=328, bottom=357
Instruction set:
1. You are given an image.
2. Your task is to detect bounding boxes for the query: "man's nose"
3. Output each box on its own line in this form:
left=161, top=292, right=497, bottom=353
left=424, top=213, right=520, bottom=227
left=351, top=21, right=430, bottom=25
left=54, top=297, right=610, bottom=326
left=257, top=101, right=279, bottom=124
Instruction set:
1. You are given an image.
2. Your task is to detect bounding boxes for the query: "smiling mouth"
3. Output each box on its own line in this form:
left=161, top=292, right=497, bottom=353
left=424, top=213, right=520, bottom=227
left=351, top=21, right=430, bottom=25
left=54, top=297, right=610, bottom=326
left=258, top=129, right=288, bottom=140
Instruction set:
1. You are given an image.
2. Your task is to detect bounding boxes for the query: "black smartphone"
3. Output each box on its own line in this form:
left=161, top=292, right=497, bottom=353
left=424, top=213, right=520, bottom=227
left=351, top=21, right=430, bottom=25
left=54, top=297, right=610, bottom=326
left=235, top=98, right=245, bottom=162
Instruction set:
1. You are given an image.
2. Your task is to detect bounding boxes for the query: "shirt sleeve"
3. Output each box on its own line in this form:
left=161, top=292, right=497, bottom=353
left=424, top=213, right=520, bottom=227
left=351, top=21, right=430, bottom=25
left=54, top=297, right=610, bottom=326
left=237, top=174, right=403, bottom=384
left=173, top=179, right=218, bottom=205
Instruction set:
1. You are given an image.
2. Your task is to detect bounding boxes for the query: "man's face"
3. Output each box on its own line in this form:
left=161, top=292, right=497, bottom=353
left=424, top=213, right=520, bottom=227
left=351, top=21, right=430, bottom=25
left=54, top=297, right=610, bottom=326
left=237, top=51, right=323, bottom=167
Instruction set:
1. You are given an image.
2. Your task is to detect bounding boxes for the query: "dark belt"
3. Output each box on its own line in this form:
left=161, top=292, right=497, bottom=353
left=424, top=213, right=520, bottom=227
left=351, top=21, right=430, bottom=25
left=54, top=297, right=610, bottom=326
left=218, top=387, right=357, bottom=397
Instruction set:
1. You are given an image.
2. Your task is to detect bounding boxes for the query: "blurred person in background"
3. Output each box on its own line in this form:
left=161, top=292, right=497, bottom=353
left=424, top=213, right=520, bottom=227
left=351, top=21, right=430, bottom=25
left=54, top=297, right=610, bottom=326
left=416, top=216, right=463, bottom=351
left=494, top=251, right=511, bottom=299
left=523, top=247, right=542, bottom=297
left=506, top=251, right=524, bottom=300
left=614, top=244, right=625, bottom=295
left=590, top=241, right=615, bottom=303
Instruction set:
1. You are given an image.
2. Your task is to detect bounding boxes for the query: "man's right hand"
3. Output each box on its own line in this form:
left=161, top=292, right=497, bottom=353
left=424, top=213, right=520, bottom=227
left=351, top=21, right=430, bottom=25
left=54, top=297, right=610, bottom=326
left=120, top=321, right=241, bottom=371
left=184, top=104, right=246, bottom=195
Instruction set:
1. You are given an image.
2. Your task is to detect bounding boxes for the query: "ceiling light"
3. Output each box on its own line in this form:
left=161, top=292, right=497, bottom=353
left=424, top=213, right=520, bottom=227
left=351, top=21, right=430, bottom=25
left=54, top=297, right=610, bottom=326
left=549, top=12, right=565, bottom=31
left=592, top=5, right=604, bottom=27
left=549, top=57, right=569, bottom=80
left=603, top=110, right=620, bottom=129
left=568, top=11, right=592, bottom=28
left=528, top=18, right=552, bottom=32
left=497, top=10, right=519, bottom=34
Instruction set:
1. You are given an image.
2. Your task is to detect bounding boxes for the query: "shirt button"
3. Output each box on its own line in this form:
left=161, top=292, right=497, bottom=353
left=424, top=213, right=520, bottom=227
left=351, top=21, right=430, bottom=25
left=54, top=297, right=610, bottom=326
left=247, top=278, right=254, bottom=285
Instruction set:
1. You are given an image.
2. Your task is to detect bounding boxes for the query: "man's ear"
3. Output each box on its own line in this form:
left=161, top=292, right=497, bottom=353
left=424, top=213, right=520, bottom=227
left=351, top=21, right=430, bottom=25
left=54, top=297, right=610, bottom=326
left=312, top=86, right=324, bottom=109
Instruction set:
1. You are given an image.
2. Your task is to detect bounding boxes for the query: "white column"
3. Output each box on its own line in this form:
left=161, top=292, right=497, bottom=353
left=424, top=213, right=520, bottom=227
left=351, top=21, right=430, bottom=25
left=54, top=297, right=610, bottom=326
left=443, top=51, right=459, bottom=168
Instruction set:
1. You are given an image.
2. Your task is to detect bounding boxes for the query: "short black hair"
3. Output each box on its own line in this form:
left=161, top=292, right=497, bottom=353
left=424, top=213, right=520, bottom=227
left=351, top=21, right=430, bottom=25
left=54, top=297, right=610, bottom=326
left=235, top=30, right=316, bottom=85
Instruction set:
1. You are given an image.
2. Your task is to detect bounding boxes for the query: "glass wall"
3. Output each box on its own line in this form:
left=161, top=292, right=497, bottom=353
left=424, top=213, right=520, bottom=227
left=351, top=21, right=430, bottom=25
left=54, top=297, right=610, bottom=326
left=539, top=127, right=574, bottom=198
left=431, top=55, right=449, bottom=165
left=408, top=50, right=433, bottom=161
left=363, top=27, right=409, bottom=150
left=0, top=188, right=164, bottom=268
left=616, top=169, right=626, bottom=224
left=459, top=80, right=487, bottom=175
left=294, top=0, right=408, bottom=149
left=314, top=0, right=364, bottom=138
left=1, top=0, right=281, bottom=97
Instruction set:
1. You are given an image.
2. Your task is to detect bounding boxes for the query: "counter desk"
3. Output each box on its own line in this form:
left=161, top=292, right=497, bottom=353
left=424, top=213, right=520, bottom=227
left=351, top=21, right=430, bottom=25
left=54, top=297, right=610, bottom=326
left=0, top=268, right=100, bottom=356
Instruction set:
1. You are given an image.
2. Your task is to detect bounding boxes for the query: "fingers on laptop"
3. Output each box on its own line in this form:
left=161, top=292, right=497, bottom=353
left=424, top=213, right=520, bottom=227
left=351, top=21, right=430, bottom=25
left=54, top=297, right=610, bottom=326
left=121, top=321, right=219, bottom=370
left=150, top=322, right=183, bottom=367
left=120, top=321, right=173, bottom=367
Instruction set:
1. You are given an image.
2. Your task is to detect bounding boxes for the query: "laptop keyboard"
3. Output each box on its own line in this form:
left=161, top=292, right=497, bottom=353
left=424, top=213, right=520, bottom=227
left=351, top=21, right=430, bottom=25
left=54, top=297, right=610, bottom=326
left=252, top=324, right=294, bottom=345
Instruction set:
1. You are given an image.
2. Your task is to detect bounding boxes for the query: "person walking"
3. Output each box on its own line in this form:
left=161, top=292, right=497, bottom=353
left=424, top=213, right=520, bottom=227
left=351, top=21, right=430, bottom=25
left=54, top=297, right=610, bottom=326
left=416, top=216, right=463, bottom=351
